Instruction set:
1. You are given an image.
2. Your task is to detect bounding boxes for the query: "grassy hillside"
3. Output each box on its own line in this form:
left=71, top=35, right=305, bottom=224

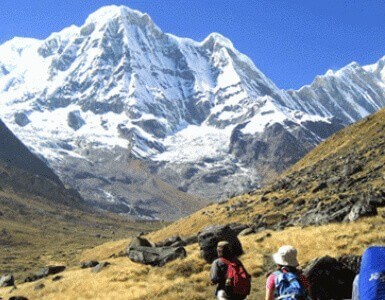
left=2, top=212, right=384, bottom=299
left=150, top=108, right=385, bottom=240
left=0, top=187, right=160, bottom=281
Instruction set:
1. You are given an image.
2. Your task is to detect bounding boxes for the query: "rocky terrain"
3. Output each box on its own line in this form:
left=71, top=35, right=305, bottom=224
left=2, top=5, right=385, bottom=218
left=151, top=106, right=385, bottom=239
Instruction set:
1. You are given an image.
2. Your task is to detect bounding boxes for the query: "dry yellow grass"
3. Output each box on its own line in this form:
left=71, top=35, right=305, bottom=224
left=3, top=210, right=384, bottom=300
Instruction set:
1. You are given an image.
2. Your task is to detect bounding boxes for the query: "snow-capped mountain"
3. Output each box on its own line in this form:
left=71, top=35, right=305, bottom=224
left=0, top=5, right=384, bottom=219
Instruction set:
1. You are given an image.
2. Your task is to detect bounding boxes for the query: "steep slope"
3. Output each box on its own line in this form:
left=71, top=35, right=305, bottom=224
left=0, top=119, right=82, bottom=206
left=1, top=5, right=385, bottom=218
left=0, top=119, right=159, bottom=280
left=0, top=119, right=60, bottom=184
left=151, top=107, right=385, bottom=239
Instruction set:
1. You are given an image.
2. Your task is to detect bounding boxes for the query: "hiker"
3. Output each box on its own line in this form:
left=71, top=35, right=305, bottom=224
left=358, top=245, right=385, bottom=300
left=265, top=245, right=310, bottom=300
left=210, top=241, right=251, bottom=300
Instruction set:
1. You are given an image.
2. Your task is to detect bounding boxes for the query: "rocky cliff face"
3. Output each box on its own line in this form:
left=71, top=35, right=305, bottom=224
left=0, top=5, right=385, bottom=219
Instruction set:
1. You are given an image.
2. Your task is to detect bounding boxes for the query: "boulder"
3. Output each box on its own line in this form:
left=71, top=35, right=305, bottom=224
left=127, top=246, right=186, bottom=267
left=14, top=112, right=31, bottom=127
left=9, top=297, right=29, bottom=300
left=34, top=283, right=45, bottom=290
left=229, top=223, right=250, bottom=235
left=344, top=201, right=377, bottom=222
left=52, top=275, right=63, bottom=281
left=342, top=164, right=363, bottom=177
left=36, top=266, right=66, bottom=278
left=181, top=235, right=198, bottom=245
left=0, top=274, right=14, bottom=287
left=92, top=262, right=110, bottom=273
left=367, top=192, right=385, bottom=207
left=198, top=224, right=243, bottom=263
left=67, top=110, right=85, bottom=130
left=80, top=261, right=99, bottom=269
left=337, top=255, right=361, bottom=274
left=304, top=256, right=356, bottom=300
left=155, top=236, right=185, bottom=247
left=238, top=227, right=255, bottom=236
left=129, top=236, right=153, bottom=248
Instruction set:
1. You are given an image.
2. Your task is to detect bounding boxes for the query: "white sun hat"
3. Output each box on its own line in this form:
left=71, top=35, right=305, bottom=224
left=272, top=245, right=299, bottom=267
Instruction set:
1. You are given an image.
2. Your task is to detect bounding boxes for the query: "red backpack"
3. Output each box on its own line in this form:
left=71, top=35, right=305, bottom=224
left=220, top=258, right=251, bottom=296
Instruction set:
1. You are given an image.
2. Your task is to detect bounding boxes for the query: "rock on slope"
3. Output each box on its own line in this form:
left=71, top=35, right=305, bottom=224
left=1, top=5, right=385, bottom=218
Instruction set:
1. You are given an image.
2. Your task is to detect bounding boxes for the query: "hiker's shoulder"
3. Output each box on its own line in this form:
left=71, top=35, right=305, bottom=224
left=212, top=258, right=227, bottom=266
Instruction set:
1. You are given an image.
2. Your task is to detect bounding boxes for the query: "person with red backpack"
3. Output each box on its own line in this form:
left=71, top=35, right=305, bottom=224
left=210, top=241, right=251, bottom=300
left=265, top=245, right=311, bottom=300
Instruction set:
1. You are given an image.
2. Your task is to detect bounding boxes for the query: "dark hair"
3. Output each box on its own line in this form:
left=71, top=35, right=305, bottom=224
left=217, top=244, right=234, bottom=260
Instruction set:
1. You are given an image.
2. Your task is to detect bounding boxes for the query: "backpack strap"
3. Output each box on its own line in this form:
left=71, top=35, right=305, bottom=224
left=275, top=293, right=297, bottom=299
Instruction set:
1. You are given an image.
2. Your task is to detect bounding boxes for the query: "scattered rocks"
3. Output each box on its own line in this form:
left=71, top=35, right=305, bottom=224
left=198, top=224, right=243, bottom=263
left=127, top=246, right=186, bottom=267
left=92, top=262, right=110, bottom=273
left=0, top=274, right=14, bottom=287
left=312, top=182, right=327, bottom=193
left=34, top=283, right=45, bottom=290
left=24, top=265, right=66, bottom=282
left=344, top=201, right=377, bottom=222
left=273, top=197, right=291, bottom=207
left=343, top=164, right=363, bottom=177
left=80, top=261, right=99, bottom=269
left=155, top=236, right=186, bottom=248
left=52, top=275, right=63, bottom=281
left=253, top=213, right=289, bottom=231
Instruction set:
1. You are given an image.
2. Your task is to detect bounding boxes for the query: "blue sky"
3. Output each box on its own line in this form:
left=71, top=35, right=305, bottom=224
left=1, top=0, right=385, bottom=89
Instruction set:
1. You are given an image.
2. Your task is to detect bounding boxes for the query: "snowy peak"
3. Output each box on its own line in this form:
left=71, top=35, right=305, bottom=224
left=202, top=32, right=235, bottom=51
left=1, top=5, right=385, bottom=218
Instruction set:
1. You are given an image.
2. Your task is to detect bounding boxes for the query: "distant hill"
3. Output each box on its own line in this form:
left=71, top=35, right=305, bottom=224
left=0, top=119, right=159, bottom=280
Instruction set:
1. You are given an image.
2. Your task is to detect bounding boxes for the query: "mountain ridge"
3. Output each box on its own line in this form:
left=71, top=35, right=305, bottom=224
left=1, top=5, right=385, bottom=218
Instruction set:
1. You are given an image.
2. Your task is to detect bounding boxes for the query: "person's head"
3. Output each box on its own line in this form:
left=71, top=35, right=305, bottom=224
left=272, top=245, right=299, bottom=268
left=217, top=241, right=233, bottom=259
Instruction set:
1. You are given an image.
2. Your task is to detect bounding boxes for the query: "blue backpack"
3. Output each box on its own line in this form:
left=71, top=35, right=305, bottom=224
left=274, top=270, right=308, bottom=300
left=358, top=246, right=385, bottom=300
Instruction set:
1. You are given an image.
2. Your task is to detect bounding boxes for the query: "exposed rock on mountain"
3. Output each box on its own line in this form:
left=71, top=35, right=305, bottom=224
left=1, top=5, right=385, bottom=218
left=149, top=107, right=385, bottom=239
left=0, top=119, right=60, bottom=184
left=0, top=119, right=83, bottom=205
